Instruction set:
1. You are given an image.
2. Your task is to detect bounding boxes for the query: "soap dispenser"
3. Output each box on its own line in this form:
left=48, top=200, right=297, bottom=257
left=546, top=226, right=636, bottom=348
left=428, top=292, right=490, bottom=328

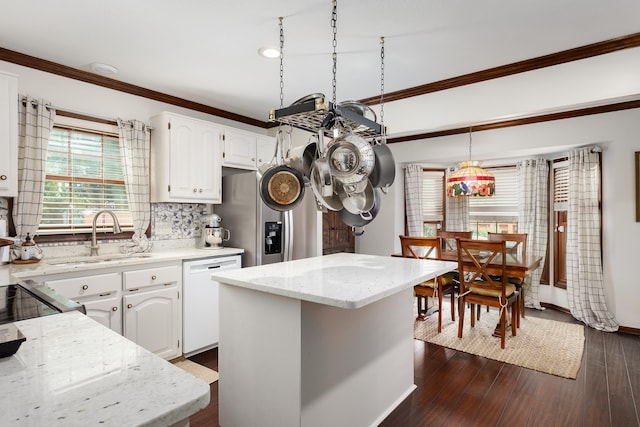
left=21, top=233, right=37, bottom=260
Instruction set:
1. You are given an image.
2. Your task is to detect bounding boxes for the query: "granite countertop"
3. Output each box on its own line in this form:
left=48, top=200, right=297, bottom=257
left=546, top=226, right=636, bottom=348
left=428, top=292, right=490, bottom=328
left=0, top=311, right=210, bottom=426
left=4, top=247, right=244, bottom=281
left=211, top=252, right=457, bottom=309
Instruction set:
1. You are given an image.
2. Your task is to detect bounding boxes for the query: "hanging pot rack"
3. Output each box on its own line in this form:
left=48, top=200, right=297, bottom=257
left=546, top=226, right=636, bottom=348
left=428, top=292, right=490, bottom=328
left=269, top=98, right=383, bottom=139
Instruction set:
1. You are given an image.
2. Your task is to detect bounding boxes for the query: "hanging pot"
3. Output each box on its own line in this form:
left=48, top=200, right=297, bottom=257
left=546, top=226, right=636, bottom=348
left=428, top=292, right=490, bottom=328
left=284, top=140, right=318, bottom=180
left=310, top=163, right=342, bottom=211
left=259, top=164, right=306, bottom=211
left=290, top=93, right=325, bottom=106
left=369, top=141, right=396, bottom=189
left=326, top=132, right=375, bottom=185
left=259, top=128, right=305, bottom=211
left=338, top=188, right=381, bottom=228
left=338, top=180, right=375, bottom=215
left=337, top=100, right=377, bottom=122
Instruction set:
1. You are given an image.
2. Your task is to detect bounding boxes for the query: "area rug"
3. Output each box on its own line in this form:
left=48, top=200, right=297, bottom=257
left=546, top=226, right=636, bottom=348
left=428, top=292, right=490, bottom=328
left=171, top=357, right=219, bottom=384
left=413, top=306, right=585, bottom=379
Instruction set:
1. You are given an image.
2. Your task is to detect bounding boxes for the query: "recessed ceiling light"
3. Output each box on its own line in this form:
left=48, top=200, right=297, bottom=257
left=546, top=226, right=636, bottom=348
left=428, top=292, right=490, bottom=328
left=258, top=47, right=280, bottom=59
left=90, top=62, right=119, bottom=75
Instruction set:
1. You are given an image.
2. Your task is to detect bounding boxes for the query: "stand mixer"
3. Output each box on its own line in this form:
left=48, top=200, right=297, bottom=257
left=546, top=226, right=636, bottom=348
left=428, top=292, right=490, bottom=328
left=198, top=214, right=230, bottom=249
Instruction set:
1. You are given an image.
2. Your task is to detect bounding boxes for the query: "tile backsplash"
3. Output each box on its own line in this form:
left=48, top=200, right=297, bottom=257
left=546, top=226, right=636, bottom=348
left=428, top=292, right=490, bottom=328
left=151, top=203, right=208, bottom=240
left=0, top=197, right=208, bottom=244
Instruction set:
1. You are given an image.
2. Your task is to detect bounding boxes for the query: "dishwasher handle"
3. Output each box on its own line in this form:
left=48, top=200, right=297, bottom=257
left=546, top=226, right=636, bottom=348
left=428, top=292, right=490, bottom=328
left=187, top=258, right=240, bottom=274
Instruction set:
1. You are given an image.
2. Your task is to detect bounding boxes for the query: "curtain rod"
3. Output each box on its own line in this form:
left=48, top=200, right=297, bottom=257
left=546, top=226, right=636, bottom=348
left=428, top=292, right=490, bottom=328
left=19, top=97, right=152, bottom=129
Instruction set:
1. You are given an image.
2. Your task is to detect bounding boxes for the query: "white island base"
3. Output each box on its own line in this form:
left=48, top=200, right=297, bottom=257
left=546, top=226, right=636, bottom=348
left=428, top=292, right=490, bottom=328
left=220, top=284, right=413, bottom=427
left=213, top=253, right=457, bottom=427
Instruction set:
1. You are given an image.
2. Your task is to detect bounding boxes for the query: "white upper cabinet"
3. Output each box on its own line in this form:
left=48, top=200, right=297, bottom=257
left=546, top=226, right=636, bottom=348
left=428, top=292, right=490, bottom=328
left=0, top=71, right=18, bottom=197
left=221, top=128, right=257, bottom=170
left=256, top=135, right=276, bottom=167
left=221, top=128, right=276, bottom=170
left=150, top=112, right=222, bottom=204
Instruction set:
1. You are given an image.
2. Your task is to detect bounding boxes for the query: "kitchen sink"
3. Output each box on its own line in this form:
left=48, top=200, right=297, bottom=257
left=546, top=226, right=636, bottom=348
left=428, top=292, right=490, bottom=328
left=47, top=253, right=153, bottom=266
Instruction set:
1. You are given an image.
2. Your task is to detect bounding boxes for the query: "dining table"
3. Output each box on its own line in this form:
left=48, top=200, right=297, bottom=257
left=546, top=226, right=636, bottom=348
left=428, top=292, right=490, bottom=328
left=394, top=247, right=543, bottom=328
left=439, top=250, right=542, bottom=280
left=392, top=250, right=542, bottom=279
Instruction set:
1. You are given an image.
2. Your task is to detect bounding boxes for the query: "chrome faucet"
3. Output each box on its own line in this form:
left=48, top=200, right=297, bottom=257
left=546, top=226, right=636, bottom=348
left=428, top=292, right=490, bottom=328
left=90, top=210, right=122, bottom=256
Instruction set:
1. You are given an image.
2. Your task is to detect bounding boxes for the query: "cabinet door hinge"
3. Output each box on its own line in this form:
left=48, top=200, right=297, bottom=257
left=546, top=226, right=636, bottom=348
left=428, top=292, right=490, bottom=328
left=168, top=184, right=171, bottom=193
left=167, top=122, right=171, bottom=130
left=222, top=152, right=225, bottom=158
left=178, top=339, right=180, bottom=349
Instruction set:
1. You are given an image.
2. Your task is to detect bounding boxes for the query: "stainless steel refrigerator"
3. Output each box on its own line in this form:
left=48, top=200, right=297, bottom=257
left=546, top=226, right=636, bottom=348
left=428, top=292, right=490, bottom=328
left=216, top=170, right=321, bottom=267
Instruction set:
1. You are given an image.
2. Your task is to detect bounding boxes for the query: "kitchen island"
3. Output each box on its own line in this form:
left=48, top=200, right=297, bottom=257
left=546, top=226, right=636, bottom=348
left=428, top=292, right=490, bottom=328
left=211, top=252, right=456, bottom=427
left=0, top=311, right=210, bottom=426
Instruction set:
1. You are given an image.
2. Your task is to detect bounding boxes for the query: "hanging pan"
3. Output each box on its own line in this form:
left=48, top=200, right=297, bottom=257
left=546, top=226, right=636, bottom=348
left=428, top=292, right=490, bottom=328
left=259, top=129, right=306, bottom=211
left=369, top=140, right=396, bottom=189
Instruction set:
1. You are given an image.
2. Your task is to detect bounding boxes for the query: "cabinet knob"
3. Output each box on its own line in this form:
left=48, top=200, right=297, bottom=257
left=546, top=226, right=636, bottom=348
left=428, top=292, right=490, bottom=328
left=127, top=303, right=133, bottom=309
left=199, top=188, right=203, bottom=193
left=252, top=158, right=256, bottom=162
left=82, top=284, right=89, bottom=290
left=193, top=188, right=198, bottom=193
left=151, top=275, right=157, bottom=280
left=112, top=307, right=118, bottom=312
left=0, top=175, right=6, bottom=180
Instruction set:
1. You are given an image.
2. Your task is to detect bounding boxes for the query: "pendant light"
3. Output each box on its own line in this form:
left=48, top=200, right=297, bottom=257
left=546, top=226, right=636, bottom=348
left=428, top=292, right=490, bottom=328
left=447, top=128, right=495, bottom=197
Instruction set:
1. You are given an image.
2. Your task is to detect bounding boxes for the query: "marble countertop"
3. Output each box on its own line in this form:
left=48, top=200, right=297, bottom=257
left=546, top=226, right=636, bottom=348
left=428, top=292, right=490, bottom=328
left=211, top=252, right=457, bottom=309
left=4, top=247, right=244, bottom=281
left=0, top=311, right=210, bottom=426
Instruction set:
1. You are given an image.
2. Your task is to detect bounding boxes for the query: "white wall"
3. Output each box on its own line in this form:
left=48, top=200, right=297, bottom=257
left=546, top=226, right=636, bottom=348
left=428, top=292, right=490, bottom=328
left=358, top=108, right=640, bottom=329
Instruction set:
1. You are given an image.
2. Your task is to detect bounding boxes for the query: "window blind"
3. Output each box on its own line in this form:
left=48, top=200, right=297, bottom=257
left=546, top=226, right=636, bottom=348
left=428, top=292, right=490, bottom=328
left=422, top=170, right=444, bottom=222
left=40, top=125, right=133, bottom=234
left=553, top=165, right=569, bottom=211
left=469, top=167, right=518, bottom=218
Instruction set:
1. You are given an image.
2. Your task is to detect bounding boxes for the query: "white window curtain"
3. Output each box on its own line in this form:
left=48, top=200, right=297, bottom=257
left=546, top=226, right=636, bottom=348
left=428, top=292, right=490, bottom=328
left=516, top=159, right=549, bottom=310
left=445, top=168, right=469, bottom=231
left=566, top=147, right=618, bottom=332
left=12, top=96, right=56, bottom=250
left=118, top=119, right=152, bottom=253
left=404, top=164, right=423, bottom=236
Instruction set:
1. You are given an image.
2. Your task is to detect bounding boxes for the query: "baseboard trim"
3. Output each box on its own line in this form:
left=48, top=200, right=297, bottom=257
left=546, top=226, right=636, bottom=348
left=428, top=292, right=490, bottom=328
left=540, top=302, right=639, bottom=335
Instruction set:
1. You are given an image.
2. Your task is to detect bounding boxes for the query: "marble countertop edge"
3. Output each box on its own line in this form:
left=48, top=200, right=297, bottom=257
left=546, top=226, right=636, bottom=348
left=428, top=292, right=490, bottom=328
left=212, top=254, right=458, bottom=309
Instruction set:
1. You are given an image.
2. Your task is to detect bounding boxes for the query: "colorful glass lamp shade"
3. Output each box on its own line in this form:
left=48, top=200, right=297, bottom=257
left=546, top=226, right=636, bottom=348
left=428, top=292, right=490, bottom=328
left=447, top=161, right=495, bottom=197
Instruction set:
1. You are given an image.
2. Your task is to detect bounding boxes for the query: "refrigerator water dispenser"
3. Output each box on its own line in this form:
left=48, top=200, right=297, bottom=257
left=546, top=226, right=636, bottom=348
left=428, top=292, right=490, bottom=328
left=264, top=221, right=282, bottom=255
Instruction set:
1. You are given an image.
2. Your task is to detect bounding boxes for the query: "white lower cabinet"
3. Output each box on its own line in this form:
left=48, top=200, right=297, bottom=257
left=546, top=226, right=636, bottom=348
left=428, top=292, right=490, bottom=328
left=45, top=272, right=123, bottom=335
left=37, top=261, right=182, bottom=360
left=124, top=287, right=180, bottom=360
left=83, top=294, right=123, bottom=333
left=123, top=264, right=182, bottom=360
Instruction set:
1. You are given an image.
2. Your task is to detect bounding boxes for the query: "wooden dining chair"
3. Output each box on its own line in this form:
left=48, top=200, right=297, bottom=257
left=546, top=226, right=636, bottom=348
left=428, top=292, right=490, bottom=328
left=456, top=238, right=518, bottom=349
left=437, top=230, right=473, bottom=253
left=488, top=232, right=528, bottom=319
left=399, top=235, right=456, bottom=333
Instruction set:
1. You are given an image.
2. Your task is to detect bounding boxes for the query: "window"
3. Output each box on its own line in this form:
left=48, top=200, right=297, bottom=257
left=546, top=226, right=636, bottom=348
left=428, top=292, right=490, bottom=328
left=468, top=167, right=518, bottom=238
left=551, top=161, right=568, bottom=288
left=39, top=117, right=133, bottom=236
left=421, top=169, right=445, bottom=236
left=407, top=166, right=517, bottom=238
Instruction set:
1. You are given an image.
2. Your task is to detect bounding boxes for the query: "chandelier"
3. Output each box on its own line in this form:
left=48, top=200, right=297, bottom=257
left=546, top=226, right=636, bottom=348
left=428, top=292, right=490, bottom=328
left=447, top=128, right=495, bottom=197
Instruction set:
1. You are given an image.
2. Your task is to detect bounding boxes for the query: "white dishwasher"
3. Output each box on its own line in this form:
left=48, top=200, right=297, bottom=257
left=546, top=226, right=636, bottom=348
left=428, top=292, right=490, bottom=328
left=183, top=255, right=241, bottom=356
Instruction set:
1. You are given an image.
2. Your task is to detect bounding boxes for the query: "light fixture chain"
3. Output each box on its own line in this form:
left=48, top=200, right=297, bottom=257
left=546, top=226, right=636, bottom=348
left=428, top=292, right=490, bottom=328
left=380, top=36, right=385, bottom=139
left=279, top=17, right=285, bottom=108
left=468, top=126, right=473, bottom=162
left=331, top=0, right=338, bottom=106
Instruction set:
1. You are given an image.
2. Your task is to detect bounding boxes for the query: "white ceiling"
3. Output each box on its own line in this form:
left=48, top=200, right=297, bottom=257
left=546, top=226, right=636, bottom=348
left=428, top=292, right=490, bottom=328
left=2, top=0, right=640, bottom=135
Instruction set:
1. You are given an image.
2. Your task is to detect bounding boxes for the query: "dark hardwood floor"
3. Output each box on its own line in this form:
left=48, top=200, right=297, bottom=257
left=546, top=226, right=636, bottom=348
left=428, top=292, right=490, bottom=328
left=188, top=308, right=640, bottom=427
